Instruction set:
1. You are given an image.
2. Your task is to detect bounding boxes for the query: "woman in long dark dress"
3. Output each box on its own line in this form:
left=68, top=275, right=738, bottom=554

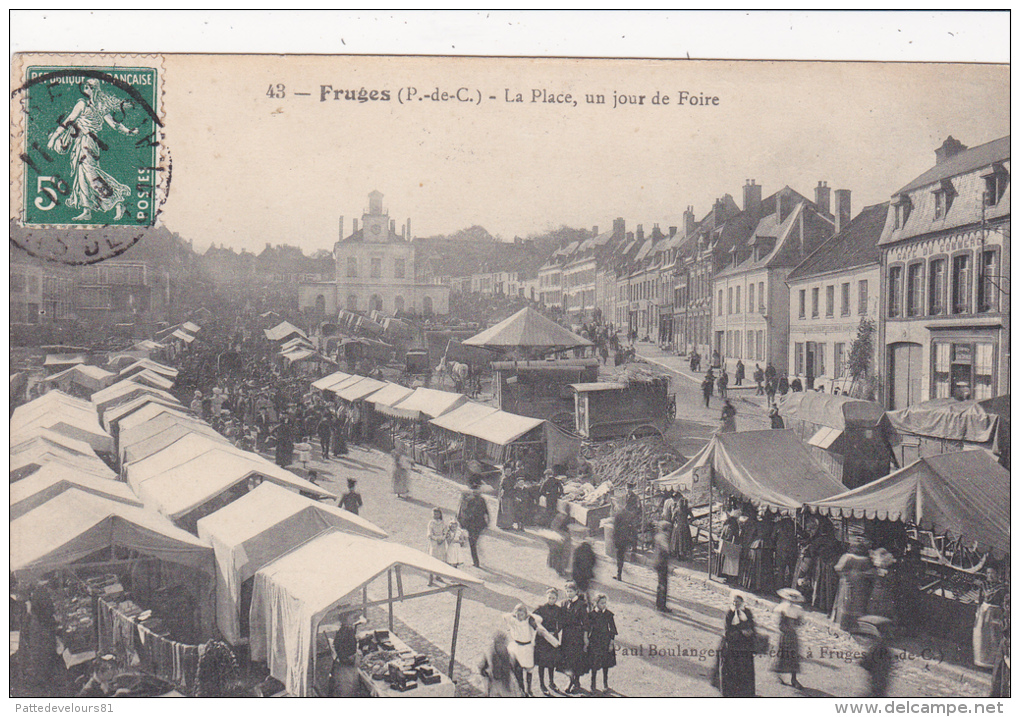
left=712, top=590, right=757, bottom=697
left=559, top=581, right=589, bottom=695
left=587, top=593, right=618, bottom=693
left=571, top=539, right=597, bottom=596
left=670, top=494, right=694, bottom=560
left=534, top=588, right=564, bottom=695
left=496, top=470, right=516, bottom=530
left=274, top=417, right=294, bottom=468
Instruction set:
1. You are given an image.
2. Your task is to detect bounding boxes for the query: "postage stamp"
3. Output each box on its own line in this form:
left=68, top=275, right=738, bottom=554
left=10, top=56, right=169, bottom=264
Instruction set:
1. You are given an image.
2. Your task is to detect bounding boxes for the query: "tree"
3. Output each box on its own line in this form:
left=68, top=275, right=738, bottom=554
left=848, top=317, right=879, bottom=400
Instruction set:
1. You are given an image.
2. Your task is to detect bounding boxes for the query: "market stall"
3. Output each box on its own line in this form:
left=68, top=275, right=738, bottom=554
left=11, top=462, right=144, bottom=520
left=377, top=388, right=469, bottom=463
left=11, top=442, right=116, bottom=483
left=117, top=358, right=179, bottom=381
left=127, top=445, right=334, bottom=533
left=428, top=401, right=500, bottom=477
left=11, top=391, right=114, bottom=454
left=463, top=306, right=591, bottom=360
left=886, top=395, right=1010, bottom=469
left=363, top=382, right=417, bottom=449
left=109, top=403, right=197, bottom=446
left=779, top=391, right=893, bottom=488
left=196, top=483, right=387, bottom=645
left=118, top=413, right=222, bottom=465
left=311, top=370, right=352, bottom=392
left=656, top=430, right=846, bottom=571
left=11, top=427, right=97, bottom=460
left=92, top=380, right=179, bottom=419
left=264, top=321, right=309, bottom=344
left=39, top=364, right=116, bottom=399
left=11, top=489, right=217, bottom=681
left=102, top=394, right=185, bottom=435
left=124, top=432, right=237, bottom=483
left=249, top=530, right=481, bottom=697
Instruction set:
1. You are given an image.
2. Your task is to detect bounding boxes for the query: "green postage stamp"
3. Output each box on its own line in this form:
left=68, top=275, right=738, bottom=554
left=15, top=65, right=161, bottom=228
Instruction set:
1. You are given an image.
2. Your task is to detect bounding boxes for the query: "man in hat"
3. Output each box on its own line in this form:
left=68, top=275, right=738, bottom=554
left=539, top=468, right=562, bottom=528
left=457, top=479, right=490, bottom=568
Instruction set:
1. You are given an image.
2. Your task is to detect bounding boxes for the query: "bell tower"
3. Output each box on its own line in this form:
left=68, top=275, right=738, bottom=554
left=363, top=190, right=389, bottom=242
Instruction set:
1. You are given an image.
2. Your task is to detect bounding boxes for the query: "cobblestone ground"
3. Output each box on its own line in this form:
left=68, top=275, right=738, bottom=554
left=286, top=435, right=990, bottom=698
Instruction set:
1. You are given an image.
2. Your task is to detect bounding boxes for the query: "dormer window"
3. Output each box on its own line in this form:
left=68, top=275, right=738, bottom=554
left=893, top=195, right=913, bottom=229
left=982, top=163, right=1009, bottom=206
left=933, top=180, right=956, bottom=219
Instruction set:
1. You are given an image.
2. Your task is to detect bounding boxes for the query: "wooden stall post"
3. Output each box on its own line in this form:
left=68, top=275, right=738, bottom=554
left=707, top=469, right=714, bottom=577
left=387, top=569, right=394, bottom=632
left=448, top=589, right=464, bottom=679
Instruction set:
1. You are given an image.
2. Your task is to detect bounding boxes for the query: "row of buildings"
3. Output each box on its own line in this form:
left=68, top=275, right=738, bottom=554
left=438, top=135, right=1010, bottom=408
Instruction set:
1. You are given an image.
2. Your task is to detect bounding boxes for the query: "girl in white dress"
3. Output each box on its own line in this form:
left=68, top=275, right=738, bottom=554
left=445, top=518, right=468, bottom=568
left=503, top=603, right=557, bottom=696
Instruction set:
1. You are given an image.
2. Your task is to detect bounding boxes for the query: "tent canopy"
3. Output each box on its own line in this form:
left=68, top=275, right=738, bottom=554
left=378, top=387, right=468, bottom=421
left=311, top=371, right=351, bottom=391
left=14, top=390, right=94, bottom=418
left=779, top=391, right=886, bottom=430
left=10, top=489, right=213, bottom=577
left=112, top=403, right=194, bottom=437
left=102, top=394, right=185, bottom=432
left=249, top=530, right=481, bottom=696
left=10, top=464, right=143, bottom=521
left=196, top=483, right=387, bottom=644
left=11, top=427, right=96, bottom=458
left=125, top=432, right=236, bottom=485
left=118, top=413, right=220, bottom=458
left=10, top=409, right=113, bottom=455
left=264, top=321, right=307, bottom=342
left=335, top=376, right=387, bottom=403
left=93, top=381, right=179, bottom=416
left=10, top=442, right=116, bottom=482
left=655, top=430, right=845, bottom=514
left=887, top=396, right=1010, bottom=444
left=364, top=382, right=414, bottom=410
left=122, top=422, right=227, bottom=466
left=126, top=369, right=176, bottom=391
left=463, top=307, right=591, bottom=350
left=118, top=358, right=178, bottom=379
left=133, top=449, right=333, bottom=521
left=41, top=364, right=116, bottom=393
left=429, top=402, right=500, bottom=433
left=281, top=336, right=314, bottom=351
left=433, top=407, right=545, bottom=446
left=170, top=329, right=195, bottom=343
left=805, top=450, right=1010, bottom=556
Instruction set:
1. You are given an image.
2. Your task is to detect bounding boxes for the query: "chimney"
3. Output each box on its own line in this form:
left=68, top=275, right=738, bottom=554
left=406, top=218, right=411, bottom=240
left=713, top=198, right=725, bottom=225
left=669, top=226, right=677, bottom=237
left=613, top=217, right=626, bottom=238
left=777, top=189, right=791, bottom=224
left=743, top=179, right=762, bottom=214
left=814, top=181, right=831, bottom=215
left=339, top=215, right=344, bottom=240
left=353, top=218, right=359, bottom=234
left=684, top=206, right=696, bottom=236
left=935, top=136, right=968, bottom=165
left=636, top=224, right=645, bottom=241
left=390, top=219, right=396, bottom=235
left=834, top=189, right=852, bottom=235
left=592, top=225, right=599, bottom=237
left=401, top=223, right=406, bottom=239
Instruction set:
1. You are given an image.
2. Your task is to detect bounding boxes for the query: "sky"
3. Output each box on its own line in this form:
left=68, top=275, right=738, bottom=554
left=10, top=12, right=1011, bottom=255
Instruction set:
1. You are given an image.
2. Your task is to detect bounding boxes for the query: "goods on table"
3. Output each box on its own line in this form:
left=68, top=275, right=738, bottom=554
left=357, top=630, right=442, bottom=692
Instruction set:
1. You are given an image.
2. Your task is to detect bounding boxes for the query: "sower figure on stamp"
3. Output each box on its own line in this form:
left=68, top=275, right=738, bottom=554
left=47, top=78, right=137, bottom=222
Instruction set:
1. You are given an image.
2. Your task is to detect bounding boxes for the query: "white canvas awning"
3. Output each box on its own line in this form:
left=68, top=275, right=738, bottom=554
left=122, top=422, right=227, bottom=466
left=377, top=387, right=468, bottom=421
left=125, top=432, right=236, bottom=485
left=249, top=531, right=480, bottom=696
left=11, top=395, right=113, bottom=454
left=92, top=380, right=179, bottom=416
left=364, top=382, right=415, bottom=410
left=335, top=377, right=387, bottom=403
left=11, top=464, right=143, bottom=521
left=102, top=395, right=185, bottom=433
left=132, top=449, right=333, bottom=521
left=11, top=489, right=214, bottom=577
left=11, top=427, right=96, bottom=458
left=118, top=358, right=179, bottom=379
left=196, top=483, right=387, bottom=645
left=457, top=411, right=545, bottom=446
left=429, top=402, right=500, bottom=433
left=112, top=403, right=195, bottom=437
left=311, top=371, right=351, bottom=391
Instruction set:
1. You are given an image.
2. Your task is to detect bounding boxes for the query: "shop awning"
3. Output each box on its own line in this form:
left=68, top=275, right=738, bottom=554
left=335, top=377, right=387, bottom=403
left=453, top=410, right=545, bottom=446
left=11, top=489, right=214, bottom=578
left=377, top=387, right=468, bottom=421
left=196, top=483, right=387, bottom=645
left=779, top=391, right=886, bottom=430
left=655, top=430, right=845, bottom=514
left=805, top=450, right=1010, bottom=556
left=364, top=382, right=415, bottom=410
left=133, top=449, right=333, bottom=521
left=10, top=464, right=143, bottom=521
left=429, top=402, right=500, bottom=433
left=249, top=531, right=481, bottom=697
left=807, top=426, right=845, bottom=451
left=170, top=329, right=195, bottom=343
left=311, top=371, right=351, bottom=391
